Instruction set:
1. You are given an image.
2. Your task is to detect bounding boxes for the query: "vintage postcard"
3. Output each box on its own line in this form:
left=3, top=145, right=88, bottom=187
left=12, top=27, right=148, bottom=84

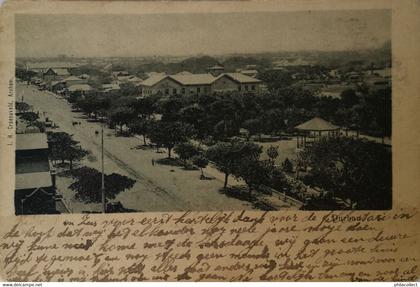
left=0, top=0, right=419, bottom=282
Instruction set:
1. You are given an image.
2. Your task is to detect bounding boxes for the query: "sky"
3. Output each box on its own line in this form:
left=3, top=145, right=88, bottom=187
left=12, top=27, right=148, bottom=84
left=15, top=10, right=391, bottom=58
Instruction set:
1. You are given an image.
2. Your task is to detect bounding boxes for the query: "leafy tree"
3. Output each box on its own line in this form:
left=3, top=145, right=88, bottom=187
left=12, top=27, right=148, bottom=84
left=179, top=104, right=207, bottom=141
left=263, top=109, right=286, bottom=135
left=258, top=70, right=293, bottom=91
left=134, top=97, right=156, bottom=119
left=75, top=94, right=110, bottom=119
left=157, top=96, right=184, bottom=122
left=20, top=112, right=39, bottom=122
left=128, top=118, right=152, bottom=145
left=16, top=102, right=31, bottom=113
left=232, top=157, right=270, bottom=197
left=119, top=82, right=139, bottom=97
left=109, top=106, right=136, bottom=133
left=68, top=166, right=136, bottom=203
left=148, top=121, right=195, bottom=158
left=269, top=167, right=290, bottom=191
left=266, top=145, right=279, bottom=166
left=282, top=158, right=294, bottom=173
left=242, top=118, right=264, bottom=140
left=340, top=89, right=359, bottom=108
left=66, top=146, right=89, bottom=170
left=15, top=68, right=37, bottom=82
left=174, top=142, right=200, bottom=165
left=192, top=155, right=209, bottom=179
left=206, top=139, right=262, bottom=189
left=303, top=136, right=392, bottom=209
left=48, top=132, right=89, bottom=169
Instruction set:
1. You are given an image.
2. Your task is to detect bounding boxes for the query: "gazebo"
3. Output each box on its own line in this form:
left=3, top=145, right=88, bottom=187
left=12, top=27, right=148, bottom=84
left=295, top=117, right=340, bottom=148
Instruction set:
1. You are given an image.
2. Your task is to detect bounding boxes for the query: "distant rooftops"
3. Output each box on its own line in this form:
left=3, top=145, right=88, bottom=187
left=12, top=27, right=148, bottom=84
left=45, top=68, right=70, bottom=76
left=16, top=133, right=49, bottom=151
left=26, top=62, right=79, bottom=69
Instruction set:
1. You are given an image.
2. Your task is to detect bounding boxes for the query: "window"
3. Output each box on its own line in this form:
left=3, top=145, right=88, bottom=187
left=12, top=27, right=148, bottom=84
left=173, top=88, right=177, bottom=95
left=238, top=86, right=241, bottom=91
left=197, top=87, right=201, bottom=93
left=251, top=85, right=255, bottom=91
left=245, top=85, right=249, bottom=91
left=181, top=88, right=185, bottom=94
left=165, top=89, right=169, bottom=95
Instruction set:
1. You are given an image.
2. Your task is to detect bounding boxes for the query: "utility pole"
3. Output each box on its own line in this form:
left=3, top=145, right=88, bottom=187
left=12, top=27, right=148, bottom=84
left=101, top=124, right=106, bottom=213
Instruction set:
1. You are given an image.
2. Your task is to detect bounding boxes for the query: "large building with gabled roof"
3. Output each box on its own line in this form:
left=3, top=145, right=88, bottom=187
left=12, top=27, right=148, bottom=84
left=212, top=73, right=262, bottom=94
left=140, top=72, right=262, bottom=97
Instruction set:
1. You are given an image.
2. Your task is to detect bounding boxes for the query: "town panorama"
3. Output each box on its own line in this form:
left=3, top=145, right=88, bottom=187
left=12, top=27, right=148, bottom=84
left=14, top=11, right=391, bottom=214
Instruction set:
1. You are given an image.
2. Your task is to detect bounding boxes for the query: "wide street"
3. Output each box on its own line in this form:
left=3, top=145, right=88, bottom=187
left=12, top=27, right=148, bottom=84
left=17, top=82, right=256, bottom=212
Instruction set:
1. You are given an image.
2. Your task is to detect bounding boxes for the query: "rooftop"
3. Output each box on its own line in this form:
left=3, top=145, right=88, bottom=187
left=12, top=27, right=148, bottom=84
left=170, top=74, right=215, bottom=85
left=15, top=172, right=52, bottom=190
left=217, top=73, right=261, bottom=84
left=295, top=117, right=340, bottom=131
left=208, top=65, right=224, bottom=70
left=140, top=74, right=167, bottom=87
left=68, top=84, right=92, bottom=92
left=47, top=68, right=70, bottom=76
left=64, top=75, right=83, bottom=82
left=16, top=133, right=49, bottom=151
left=26, top=62, right=79, bottom=69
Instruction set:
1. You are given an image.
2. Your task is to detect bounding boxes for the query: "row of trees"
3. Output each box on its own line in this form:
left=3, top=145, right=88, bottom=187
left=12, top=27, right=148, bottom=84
left=72, top=83, right=391, bottom=146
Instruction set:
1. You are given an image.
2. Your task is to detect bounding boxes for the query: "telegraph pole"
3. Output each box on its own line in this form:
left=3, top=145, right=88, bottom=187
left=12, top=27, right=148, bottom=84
left=101, top=124, right=106, bottom=213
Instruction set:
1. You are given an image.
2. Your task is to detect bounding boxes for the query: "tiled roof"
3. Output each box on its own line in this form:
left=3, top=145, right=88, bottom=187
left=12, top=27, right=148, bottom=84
left=140, top=75, right=167, bottom=87
left=170, top=74, right=215, bottom=85
left=176, top=71, right=192, bottom=75
left=217, top=73, right=261, bottom=84
left=240, top=69, right=258, bottom=74
left=16, top=133, right=49, bottom=151
left=68, top=84, right=92, bottom=92
left=48, top=68, right=70, bottom=76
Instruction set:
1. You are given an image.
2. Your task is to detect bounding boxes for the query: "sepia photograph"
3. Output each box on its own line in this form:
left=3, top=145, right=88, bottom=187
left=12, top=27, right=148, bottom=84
left=14, top=9, right=392, bottom=215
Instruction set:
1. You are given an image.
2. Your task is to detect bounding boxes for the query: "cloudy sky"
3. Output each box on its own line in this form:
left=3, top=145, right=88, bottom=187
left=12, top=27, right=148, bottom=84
left=15, top=9, right=390, bottom=58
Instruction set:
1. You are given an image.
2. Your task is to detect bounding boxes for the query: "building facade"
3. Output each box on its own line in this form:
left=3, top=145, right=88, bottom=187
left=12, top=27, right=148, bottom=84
left=141, top=73, right=262, bottom=97
left=15, top=133, right=57, bottom=215
left=212, top=73, right=262, bottom=94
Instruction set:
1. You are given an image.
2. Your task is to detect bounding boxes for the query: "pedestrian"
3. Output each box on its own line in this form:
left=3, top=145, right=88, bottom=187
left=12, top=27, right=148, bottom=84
left=152, top=158, right=155, bottom=166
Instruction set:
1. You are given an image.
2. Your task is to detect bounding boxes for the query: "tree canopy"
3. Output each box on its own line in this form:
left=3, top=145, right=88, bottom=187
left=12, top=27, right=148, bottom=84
left=301, top=136, right=392, bottom=209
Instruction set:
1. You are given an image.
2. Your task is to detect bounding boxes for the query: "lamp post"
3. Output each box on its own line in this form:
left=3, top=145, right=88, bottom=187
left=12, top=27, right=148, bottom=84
left=101, top=124, right=106, bottom=213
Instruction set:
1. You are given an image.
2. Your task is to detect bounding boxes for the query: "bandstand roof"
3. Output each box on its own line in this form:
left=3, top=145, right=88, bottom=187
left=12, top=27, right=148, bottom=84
left=295, top=117, right=340, bottom=131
